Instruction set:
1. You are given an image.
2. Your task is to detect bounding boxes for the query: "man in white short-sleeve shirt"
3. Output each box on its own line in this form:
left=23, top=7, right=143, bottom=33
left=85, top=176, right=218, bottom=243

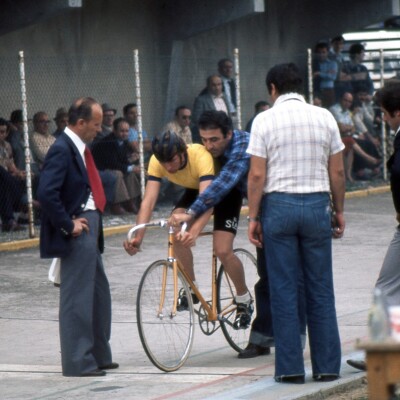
left=246, top=62, right=345, bottom=384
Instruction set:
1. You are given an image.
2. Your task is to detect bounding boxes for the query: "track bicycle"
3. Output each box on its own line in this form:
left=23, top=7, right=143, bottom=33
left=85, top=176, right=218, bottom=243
left=127, top=219, right=258, bottom=372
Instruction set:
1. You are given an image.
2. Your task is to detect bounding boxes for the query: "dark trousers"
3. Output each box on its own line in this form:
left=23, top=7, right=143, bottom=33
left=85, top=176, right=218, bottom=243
left=59, top=210, right=112, bottom=376
left=0, top=166, right=24, bottom=224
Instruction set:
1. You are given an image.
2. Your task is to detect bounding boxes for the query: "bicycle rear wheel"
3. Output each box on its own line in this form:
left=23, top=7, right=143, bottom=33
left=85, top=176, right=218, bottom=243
left=136, top=260, right=195, bottom=372
left=217, top=248, right=257, bottom=352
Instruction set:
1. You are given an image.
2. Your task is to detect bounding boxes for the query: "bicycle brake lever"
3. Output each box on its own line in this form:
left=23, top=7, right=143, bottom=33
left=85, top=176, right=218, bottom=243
left=180, top=222, right=188, bottom=235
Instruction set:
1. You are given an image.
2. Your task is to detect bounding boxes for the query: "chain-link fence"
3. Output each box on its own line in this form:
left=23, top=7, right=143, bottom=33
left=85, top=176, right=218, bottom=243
left=0, top=46, right=393, bottom=242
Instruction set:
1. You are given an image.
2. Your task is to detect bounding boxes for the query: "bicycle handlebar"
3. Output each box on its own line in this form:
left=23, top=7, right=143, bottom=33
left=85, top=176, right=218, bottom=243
left=127, top=219, right=187, bottom=240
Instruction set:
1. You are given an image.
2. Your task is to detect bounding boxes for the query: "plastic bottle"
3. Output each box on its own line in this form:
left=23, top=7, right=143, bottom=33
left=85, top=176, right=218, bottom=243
left=368, top=287, right=390, bottom=342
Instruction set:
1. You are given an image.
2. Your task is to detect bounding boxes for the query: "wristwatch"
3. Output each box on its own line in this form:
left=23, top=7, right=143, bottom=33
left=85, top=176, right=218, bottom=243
left=246, top=216, right=260, bottom=222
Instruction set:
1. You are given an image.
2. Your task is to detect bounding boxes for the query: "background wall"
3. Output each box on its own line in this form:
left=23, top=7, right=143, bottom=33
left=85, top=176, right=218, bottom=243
left=0, top=0, right=396, bottom=135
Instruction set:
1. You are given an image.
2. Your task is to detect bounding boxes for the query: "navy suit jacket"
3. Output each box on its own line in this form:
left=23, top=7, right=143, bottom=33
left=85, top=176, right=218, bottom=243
left=37, top=133, right=104, bottom=258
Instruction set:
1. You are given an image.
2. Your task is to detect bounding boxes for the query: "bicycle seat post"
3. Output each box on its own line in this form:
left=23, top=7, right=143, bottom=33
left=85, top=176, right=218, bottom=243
left=167, top=225, right=179, bottom=313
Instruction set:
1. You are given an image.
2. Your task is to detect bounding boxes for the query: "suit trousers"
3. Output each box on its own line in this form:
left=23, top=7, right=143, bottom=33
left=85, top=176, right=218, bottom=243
left=59, top=210, right=112, bottom=376
left=376, top=225, right=400, bottom=307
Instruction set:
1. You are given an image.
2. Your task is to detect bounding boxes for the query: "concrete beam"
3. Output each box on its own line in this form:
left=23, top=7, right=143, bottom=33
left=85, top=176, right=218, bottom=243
left=0, top=0, right=74, bottom=37
left=162, top=0, right=265, bottom=39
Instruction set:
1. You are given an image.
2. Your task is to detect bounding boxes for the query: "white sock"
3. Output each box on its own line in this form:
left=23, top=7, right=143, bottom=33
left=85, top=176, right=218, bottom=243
left=235, top=291, right=251, bottom=304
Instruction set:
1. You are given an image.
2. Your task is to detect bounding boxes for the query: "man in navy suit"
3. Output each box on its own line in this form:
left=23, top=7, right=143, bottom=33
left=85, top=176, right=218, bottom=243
left=37, top=97, right=118, bottom=377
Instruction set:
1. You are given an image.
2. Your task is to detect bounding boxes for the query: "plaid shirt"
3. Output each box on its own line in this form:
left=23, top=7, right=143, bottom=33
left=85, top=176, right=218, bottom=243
left=189, top=129, right=250, bottom=216
left=247, top=93, right=344, bottom=193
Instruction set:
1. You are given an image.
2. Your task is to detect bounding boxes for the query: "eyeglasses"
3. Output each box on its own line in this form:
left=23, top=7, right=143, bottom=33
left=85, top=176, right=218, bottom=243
left=38, top=120, right=51, bottom=124
left=181, top=115, right=191, bottom=120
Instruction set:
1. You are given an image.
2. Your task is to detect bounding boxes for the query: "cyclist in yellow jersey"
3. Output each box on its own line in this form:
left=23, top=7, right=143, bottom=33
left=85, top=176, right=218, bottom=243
left=124, top=130, right=253, bottom=328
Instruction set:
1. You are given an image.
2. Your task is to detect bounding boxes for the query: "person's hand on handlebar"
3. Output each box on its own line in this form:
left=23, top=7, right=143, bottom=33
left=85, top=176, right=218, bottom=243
left=175, top=230, right=197, bottom=247
left=169, top=213, right=193, bottom=226
left=123, top=237, right=142, bottom=255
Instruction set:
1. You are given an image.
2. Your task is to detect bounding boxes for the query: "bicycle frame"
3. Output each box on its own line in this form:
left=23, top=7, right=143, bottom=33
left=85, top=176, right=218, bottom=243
left=128, top=219, right=235, bottom=323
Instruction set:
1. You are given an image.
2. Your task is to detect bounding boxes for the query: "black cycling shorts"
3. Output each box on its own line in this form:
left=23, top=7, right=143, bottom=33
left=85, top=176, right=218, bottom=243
left=174, top=187, right=243, bottom=235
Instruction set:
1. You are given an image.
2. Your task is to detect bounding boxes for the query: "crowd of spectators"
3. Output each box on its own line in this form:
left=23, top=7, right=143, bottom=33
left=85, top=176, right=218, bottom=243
left=0, top=44, right=386, bottom=232
left=313, top=37, right=384, bottom=183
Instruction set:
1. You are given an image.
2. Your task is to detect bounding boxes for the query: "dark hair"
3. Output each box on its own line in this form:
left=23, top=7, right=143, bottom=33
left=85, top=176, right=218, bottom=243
left=266, top=63, right=303, bottom=95
left=198, top=110, right=232, bottom=137
left=33, top=111, right=48, bottom=125
left=331, top=35, right=344, bottom=43
left=122, top=103, right=137, bottom=116
left=152, top=130, right=187, bottom=163
left=0, top=117, right=9, bottom=128
left=175, top=105, right=190, bottom=116
left=10, top=109, right=23, bottom=124
left=254, top=101, right=269, bottom=112
left=349, top=43, right=365, bottom=56
left=68, top=97, right=98, bottom=125
left=315, top=42, right=329, bottom=52
left=379, top=81, right=400, bottom=116
left=113, top=117, right=129, bottom=131
left=353, top=83, right=370, bottom=94
left=217, top=58, right=233, bottom=69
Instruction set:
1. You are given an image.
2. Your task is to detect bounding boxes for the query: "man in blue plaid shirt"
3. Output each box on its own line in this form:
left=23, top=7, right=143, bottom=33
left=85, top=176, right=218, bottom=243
left=170, top=110, right=255, bottom=332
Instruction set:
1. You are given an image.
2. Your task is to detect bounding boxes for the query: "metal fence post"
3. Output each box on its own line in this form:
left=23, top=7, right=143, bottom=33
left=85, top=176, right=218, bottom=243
left=133, top=49, right=146, bottom=199
left=18, top=50, right=35, bottom=238
left=233, top=48, right=241, bottom=130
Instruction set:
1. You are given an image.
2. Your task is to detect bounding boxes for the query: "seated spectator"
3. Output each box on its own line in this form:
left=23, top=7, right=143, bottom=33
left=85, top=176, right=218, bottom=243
left=92, top=117, right=141, bottom=215
left=330, top=92, right=380, bottom=182
left=313, top=41, right=337, bottom=108
left=353, top=85, right=380, bottom=139
left=245, top=101, right=270, bottom=132
left=163, top=106, right=193, bottom=144
left=52, top=107, right=68, bottom=138
left=0, top=118, right=26, bottom=231
left=123, top=102, right=152, bottom=166
left=30, top=111, right=55, bottom=169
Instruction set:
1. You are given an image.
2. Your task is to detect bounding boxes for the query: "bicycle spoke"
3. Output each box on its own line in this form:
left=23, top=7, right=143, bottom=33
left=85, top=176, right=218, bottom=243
left=217, top=248, right=258, bottom=352
left=137, top=261, right=195, bottom=371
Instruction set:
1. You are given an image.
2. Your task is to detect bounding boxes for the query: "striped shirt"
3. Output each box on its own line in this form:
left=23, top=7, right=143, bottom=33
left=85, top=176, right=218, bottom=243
left=247, top=93, right=344, bottom=194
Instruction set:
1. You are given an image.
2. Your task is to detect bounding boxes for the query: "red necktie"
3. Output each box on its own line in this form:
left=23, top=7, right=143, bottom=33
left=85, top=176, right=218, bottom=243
left=84, top=146, right=106, bottom=213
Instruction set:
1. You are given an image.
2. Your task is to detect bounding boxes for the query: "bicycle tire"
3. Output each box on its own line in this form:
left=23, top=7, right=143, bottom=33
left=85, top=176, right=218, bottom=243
left=136, top=260, right=195, bottom=372
left=217, top=248, right=257, bottom=352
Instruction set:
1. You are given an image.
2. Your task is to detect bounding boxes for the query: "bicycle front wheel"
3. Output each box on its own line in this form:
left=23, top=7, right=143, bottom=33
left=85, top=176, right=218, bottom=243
left=136, top=260, right=195, bottom=372
left=217, top=248, right=257, bottom=352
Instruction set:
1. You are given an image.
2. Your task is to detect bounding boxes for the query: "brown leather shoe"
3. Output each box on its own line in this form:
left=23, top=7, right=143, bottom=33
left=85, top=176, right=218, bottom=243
left=238, top=343, right=271, bottom=359
left=110, top=204, right=127, bottom=215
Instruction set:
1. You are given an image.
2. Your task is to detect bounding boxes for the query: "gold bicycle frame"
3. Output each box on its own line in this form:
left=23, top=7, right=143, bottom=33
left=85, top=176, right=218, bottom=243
left=168, top=226, right=238, bottom=322
left=128, top=220, right=237, bottom=323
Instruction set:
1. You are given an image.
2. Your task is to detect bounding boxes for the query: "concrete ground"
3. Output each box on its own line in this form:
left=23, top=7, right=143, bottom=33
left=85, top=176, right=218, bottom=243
left=0, top=188, right=394, bottom=399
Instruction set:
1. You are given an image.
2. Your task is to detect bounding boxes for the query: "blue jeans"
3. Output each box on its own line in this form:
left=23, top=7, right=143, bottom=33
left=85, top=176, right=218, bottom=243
left=262, top=192, right=341, bottom=379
